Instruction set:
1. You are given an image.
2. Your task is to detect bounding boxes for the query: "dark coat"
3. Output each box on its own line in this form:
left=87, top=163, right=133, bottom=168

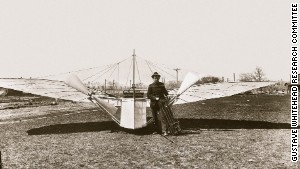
left=147, top=82, right=168, bottom=109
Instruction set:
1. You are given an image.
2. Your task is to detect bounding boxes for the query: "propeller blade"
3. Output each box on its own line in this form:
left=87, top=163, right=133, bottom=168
left=65, top=74, right=117, bottom=114
left=65, top=74, right=89, bottom=95
left=176, top=72, right=201, bottom=96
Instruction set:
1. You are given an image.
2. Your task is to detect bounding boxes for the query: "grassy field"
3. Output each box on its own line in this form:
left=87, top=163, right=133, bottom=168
left=0, top=94, right=298, bottom=168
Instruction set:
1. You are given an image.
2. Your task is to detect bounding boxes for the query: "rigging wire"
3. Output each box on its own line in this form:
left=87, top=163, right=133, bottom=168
left=137, top=56, right=177, bottom=81
left=88, top=56, right=131, bottom=83
left=139, top=55, right=176, bottom=70
left=37, top=56, right=131, bottom=80
left=83, top=63, right=116, bottom=82
left=90, top=63, right=118, bottom=83
left=125, top=60, right=133, bottom=87
left=135, top=57, right=142, bottom=84
left=36, top=63, right=114, bottom=79
left=145, top=60, right=153, bottom=73
left=106, top=64, right=118, bottom=81
left=146, top=60, right=177, bottom=79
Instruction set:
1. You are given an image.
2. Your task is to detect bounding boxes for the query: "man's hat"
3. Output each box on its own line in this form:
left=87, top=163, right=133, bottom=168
left=151, top=72, right=161, bottom=78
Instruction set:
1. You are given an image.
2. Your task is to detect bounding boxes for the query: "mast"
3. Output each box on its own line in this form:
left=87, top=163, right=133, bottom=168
left=132, top=49, right=136, bottom=100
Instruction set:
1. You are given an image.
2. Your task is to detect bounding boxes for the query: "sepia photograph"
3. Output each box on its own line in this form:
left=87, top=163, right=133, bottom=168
left=0, top=0, right=298, bottom=168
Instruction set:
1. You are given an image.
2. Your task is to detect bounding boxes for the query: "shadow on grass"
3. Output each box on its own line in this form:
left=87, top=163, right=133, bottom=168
left=27, top=118, right=294, bottom=136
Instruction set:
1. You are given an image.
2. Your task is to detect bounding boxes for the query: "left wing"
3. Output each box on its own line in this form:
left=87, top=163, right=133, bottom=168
left=168, top=72, right=276, bottom=104
left=0, top=78, right=90, bottom=102
left=173, top=81, right=276, bottom=104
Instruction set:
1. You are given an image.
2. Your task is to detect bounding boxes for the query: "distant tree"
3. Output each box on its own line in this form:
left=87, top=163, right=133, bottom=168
left=239, top=73, right=255, bottom=82
left=165, top=80, right=181, bottom=89
left=239, top=66, right=266, bottom=82
left=135, top=82, right=147, bottom=88
left=196, top=76, right=221, bottom=84
left=253, top=66, right=266, bottom=82
left=107, top=81, right=114, bottom=90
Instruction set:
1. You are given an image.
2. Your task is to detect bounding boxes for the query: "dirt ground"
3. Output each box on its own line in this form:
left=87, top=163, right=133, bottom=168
left=0, top=94, right=299, bottom=168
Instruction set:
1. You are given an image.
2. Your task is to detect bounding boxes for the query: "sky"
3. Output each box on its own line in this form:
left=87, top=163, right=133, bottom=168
left=0, top=0, right=298, bottom=83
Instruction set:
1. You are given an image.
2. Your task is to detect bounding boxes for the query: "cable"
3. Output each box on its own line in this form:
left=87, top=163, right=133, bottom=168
left=145, top=60, right=153, bottom=74
left=37, top=63, right=115, bottom=79
left=125, top=60, right=133, bottom=87
left=106, top=64, right=118, bottom=81
left=146, top=60, right=176, bottom=79
left=83, top=63, right=116, bottom=82
left=135, top=57, right=142, bottom=84
left=90, top=64, right=117, bottom=83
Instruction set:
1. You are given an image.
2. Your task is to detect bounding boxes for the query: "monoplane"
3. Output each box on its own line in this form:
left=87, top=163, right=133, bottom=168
left=0, top=51, right=276, bottom=134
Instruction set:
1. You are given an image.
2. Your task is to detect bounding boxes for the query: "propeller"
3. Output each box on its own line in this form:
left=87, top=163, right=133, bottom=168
left=65, top=74, right=89, bottom=95
left=167, top=72, right=202, bottom=105
left=65, top=74, right=117, bottom=115
left=176, top=72, right=202, bottom=96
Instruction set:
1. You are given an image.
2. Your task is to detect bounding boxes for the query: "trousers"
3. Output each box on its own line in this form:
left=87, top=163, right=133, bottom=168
left=151, top=107, right=167, bottom=134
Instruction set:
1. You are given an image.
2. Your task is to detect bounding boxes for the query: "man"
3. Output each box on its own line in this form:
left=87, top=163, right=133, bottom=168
left=147, top=72, right=168, bottom=135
